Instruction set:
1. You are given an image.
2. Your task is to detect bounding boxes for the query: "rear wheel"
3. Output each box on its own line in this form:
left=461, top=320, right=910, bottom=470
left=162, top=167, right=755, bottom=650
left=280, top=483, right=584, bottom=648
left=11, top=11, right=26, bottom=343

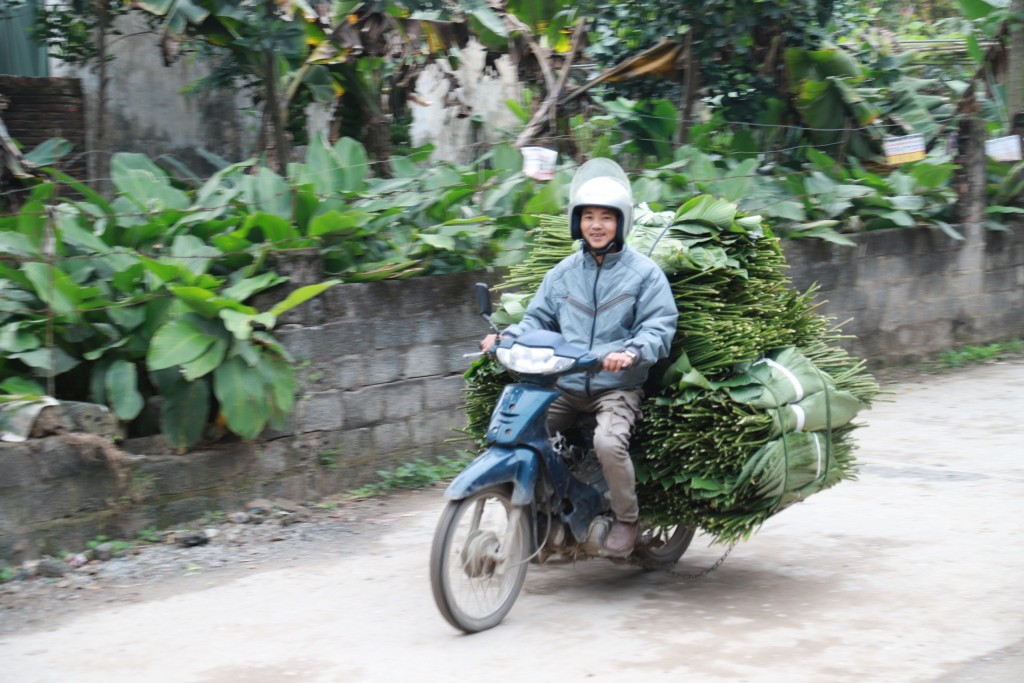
left=429, top=488, right=531, bottom=633
left=633, top=524, right=696, bottom=569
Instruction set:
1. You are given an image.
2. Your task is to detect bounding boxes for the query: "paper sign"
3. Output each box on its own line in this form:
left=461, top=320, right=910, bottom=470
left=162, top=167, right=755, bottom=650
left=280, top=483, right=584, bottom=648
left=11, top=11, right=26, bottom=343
left=883, top=134, right=926, bottom=165
left=985, top=135, right=1022, bottom=162
left=521, top=146, right=557, bottom=180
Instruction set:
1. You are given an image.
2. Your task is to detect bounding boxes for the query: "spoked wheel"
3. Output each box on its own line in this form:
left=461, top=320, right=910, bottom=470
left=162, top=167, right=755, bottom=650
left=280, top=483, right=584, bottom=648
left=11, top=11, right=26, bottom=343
left=633, top=523, right=696, bottom=570
left=430, top=487, right=531, bottom=633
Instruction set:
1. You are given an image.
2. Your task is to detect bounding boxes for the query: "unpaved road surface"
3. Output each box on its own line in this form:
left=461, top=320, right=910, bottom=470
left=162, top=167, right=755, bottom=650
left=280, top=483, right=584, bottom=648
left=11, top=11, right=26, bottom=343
left=1, top=360, right=1023, bottom=683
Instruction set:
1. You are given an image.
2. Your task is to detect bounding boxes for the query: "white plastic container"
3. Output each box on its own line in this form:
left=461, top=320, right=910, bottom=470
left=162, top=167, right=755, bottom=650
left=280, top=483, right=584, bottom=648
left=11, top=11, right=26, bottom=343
left=521, top=146, right=557, bottom=180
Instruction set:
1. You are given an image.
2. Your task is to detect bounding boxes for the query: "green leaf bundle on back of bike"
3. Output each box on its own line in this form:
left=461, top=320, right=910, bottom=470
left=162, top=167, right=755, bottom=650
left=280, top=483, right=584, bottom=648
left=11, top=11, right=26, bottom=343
left=462, top=196, right=879, bottom=544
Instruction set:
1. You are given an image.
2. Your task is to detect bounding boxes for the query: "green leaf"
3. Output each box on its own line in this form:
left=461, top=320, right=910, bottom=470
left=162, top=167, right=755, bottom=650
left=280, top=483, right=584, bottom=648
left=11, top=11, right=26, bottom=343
left=147, top=317, right=216, bottom=371
left=882, top=210, right=916, bottom=227
left=957, top=0, right=999, bottom=21
left=107, top=305, right=147, bottom=331
left=180, top=337, right=227, bottom=381
left=170, top=285, right=257, bottom=319
left=12, top=346, right=80, bottom=375
left=54, top=207, right=112, bottom=253
left=219, top=310, right=276, bottom=341
left=83, top=337, right=129, bottom=361
left=22, top=262, right=99, bottom=316
left=966, top=34, right=984, bottom=67
left=23, top=138, right=72, bottom=167
left=0, top=376, right=45, bottom=395
left=889, top=196, right=926, bottom=211
left=259, top=354, right=295, bottom=428
left=106, top=360, right=144, bottom=420
left=468, top=6, right=509, bottom=53
left=308, top=210, right=371, bottom=237
left=302, top=64, right=336, bottom=103
left=243, top=167, right=292, bottom=218
left=170, top=235, right=222, bottom=276
left=714, top=159, right=759, bottom=201
left=416, top=233, right=457, bottom=251
left=46, top=169, right=114, bottom=214
left=334, top=137, right=370, bottom=192
left=523, top=176, right=565, bottom=214
left=138, top=256, right=189, bottom=285
left=214, top=356, right=269, bottom=440
left=230, top=339, right=263, bottom=367
left=111, top=153, right=189, bottom=211
left=0, top=323, right=41, bottom=353
left=0, top=231, right=40, bottom=257
left=504, top=99, right=530, bottom=124
left=160, top=378, right=210, bottom=450
left=221, top=272, right=288, bottom=302
left=268, top=280, right=340, bottom=317
left=242, top=212, right=298, bottom=246
left=674, top=195, right=737, bottom=228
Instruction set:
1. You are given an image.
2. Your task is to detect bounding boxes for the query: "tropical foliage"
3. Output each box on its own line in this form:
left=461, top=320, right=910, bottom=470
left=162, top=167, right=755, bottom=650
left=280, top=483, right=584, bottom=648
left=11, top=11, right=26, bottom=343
left=0, top=134, right=575, bottom=449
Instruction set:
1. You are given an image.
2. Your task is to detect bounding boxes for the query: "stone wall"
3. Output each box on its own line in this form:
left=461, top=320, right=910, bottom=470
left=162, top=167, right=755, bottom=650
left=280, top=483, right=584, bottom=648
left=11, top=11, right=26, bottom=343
left=0, top=271, right=500, bottom=562
left=3, top=224, right=1024, bottom=563
left=784, top=221, right=1024, bottom=365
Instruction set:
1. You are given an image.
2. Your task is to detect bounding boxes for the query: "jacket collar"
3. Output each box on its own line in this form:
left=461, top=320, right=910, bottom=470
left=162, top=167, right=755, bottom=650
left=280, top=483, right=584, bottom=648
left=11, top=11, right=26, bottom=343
left=581, top=243, right=627, bottom=268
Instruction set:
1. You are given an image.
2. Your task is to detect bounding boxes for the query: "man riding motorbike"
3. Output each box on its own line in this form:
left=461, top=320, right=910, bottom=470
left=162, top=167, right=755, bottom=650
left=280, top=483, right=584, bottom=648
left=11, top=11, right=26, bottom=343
left=480, top=158, right=678, bottom=556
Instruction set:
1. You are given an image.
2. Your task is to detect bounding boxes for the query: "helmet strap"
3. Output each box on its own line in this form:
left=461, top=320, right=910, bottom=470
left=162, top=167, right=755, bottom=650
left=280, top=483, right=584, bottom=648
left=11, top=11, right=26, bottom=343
left=584, top=240, right=620, bottom=257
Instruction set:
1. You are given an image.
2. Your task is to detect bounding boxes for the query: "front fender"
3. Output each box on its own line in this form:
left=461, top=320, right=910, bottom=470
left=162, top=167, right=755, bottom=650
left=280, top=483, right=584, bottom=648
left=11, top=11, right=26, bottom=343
left=444, top=447, right=539, bottom=506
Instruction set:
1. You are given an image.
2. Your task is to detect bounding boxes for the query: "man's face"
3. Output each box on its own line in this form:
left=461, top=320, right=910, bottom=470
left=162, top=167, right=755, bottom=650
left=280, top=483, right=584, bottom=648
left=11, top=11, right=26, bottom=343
left=579, top=206, right=618, bottom=251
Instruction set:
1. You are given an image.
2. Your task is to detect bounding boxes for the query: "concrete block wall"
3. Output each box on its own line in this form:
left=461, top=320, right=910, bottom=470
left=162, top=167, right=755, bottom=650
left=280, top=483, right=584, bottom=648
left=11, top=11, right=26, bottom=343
left=273, top=271, right=501, bottom=482
left=0, top=270, right=500, bottom=561
left=784, top=222, right=1024, bottom=365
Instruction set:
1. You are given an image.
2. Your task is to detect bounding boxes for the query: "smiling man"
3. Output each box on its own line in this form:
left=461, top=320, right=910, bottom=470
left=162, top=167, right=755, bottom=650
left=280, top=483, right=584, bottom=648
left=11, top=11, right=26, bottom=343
left=480, top=158, right=678, bottom=556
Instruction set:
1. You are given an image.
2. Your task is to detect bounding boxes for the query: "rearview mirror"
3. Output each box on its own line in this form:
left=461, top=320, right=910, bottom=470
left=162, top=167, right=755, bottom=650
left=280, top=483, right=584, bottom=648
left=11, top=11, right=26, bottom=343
left=475, top=282, right=493, bottom=317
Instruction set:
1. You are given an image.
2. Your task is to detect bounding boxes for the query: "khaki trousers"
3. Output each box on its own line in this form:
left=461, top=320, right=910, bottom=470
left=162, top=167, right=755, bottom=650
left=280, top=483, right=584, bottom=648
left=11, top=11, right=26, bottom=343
left=546, top=388, right=643, bottom=523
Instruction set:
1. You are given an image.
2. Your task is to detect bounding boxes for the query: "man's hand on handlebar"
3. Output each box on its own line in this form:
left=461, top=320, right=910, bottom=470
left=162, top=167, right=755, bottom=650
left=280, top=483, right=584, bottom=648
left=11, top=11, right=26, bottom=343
left=602, top=351, right=635, bottom=373
left=480, top=333, right=499, bottom=354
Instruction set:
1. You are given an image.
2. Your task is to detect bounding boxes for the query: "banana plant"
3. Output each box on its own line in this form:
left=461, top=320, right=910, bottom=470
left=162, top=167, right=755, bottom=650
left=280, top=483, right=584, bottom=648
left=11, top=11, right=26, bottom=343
left=0, top=157, right=342, bottom=450
left=785, top=40, right=956, bottom=161
left=786, top=147, right=960, bottom=238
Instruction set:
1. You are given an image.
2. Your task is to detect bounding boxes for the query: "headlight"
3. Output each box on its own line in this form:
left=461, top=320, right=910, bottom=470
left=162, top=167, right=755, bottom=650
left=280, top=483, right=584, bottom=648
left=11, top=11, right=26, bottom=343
left=496, top=344, right=575, bottom=374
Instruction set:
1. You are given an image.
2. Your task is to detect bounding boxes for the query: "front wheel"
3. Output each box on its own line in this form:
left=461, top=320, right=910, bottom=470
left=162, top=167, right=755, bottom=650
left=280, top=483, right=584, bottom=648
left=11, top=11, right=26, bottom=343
left=633, top=524, right=696, bottom=569
left=429, top=487, right=532, bottom=633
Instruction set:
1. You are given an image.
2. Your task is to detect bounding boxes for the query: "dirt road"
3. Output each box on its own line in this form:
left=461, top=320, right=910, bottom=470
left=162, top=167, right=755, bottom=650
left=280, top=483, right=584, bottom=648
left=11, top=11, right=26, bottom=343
left=1, top=360, right=1022, bottom=683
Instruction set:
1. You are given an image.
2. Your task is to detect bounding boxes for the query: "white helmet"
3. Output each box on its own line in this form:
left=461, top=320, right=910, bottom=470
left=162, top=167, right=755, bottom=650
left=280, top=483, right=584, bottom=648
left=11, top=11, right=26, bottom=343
left=568, top=158, right=633, bottom=245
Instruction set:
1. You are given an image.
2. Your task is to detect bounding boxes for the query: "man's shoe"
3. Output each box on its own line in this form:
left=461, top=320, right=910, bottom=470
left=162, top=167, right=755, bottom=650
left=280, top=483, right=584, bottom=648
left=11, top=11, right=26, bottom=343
left=603, top=521, right=638, bottom=557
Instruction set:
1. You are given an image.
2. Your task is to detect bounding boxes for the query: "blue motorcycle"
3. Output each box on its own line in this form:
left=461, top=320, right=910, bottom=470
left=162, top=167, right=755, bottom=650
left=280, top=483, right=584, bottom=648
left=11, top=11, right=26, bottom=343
left=429, top=284, right=695, bottom=633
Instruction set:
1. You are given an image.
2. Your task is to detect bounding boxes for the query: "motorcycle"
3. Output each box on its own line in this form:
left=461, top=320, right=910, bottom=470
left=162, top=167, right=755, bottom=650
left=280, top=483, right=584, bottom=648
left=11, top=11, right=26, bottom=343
left=429, top=284, right=696, bottom=633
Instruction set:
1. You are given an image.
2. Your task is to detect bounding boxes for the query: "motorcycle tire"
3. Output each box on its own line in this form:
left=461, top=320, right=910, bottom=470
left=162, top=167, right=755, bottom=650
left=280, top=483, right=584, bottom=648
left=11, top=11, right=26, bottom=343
left=429, top=487, right=531, bottom=633
left=633, top=524, right=697, bottom=570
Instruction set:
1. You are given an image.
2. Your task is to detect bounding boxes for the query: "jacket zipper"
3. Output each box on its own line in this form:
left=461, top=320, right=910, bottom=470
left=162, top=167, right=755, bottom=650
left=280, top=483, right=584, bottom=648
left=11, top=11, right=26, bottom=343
left=585, top=260, right=602, bottom=397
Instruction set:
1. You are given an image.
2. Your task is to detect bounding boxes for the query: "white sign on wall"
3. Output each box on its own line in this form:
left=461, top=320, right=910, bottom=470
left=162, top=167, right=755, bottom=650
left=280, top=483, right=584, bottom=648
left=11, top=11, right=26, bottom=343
left=985, top=135, right=1023, bottom=162
left=883, top=134, right=926, bottom=165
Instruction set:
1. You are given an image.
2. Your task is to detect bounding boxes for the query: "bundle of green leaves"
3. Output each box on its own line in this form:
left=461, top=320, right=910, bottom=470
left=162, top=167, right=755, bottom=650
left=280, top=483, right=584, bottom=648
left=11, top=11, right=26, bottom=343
left=462, top=196, right=879, bottom=543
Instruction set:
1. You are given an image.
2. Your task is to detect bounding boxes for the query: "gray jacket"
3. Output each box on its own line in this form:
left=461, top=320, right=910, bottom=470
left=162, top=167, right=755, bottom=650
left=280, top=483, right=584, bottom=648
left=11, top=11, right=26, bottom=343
left=506, top=245, right=678, bottom=397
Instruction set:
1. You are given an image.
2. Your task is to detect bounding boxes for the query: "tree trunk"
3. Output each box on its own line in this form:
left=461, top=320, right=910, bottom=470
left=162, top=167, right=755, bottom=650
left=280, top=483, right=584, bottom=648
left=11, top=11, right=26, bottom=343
left=1010, top=0, right=1023, bottom=119
left=261, top=0, right=290, bottom=173
left=93, top=0, right=110, bottom=187
left=678, top=30, right=698, bottom=146
left=363, top=115, right=392, bottom=178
